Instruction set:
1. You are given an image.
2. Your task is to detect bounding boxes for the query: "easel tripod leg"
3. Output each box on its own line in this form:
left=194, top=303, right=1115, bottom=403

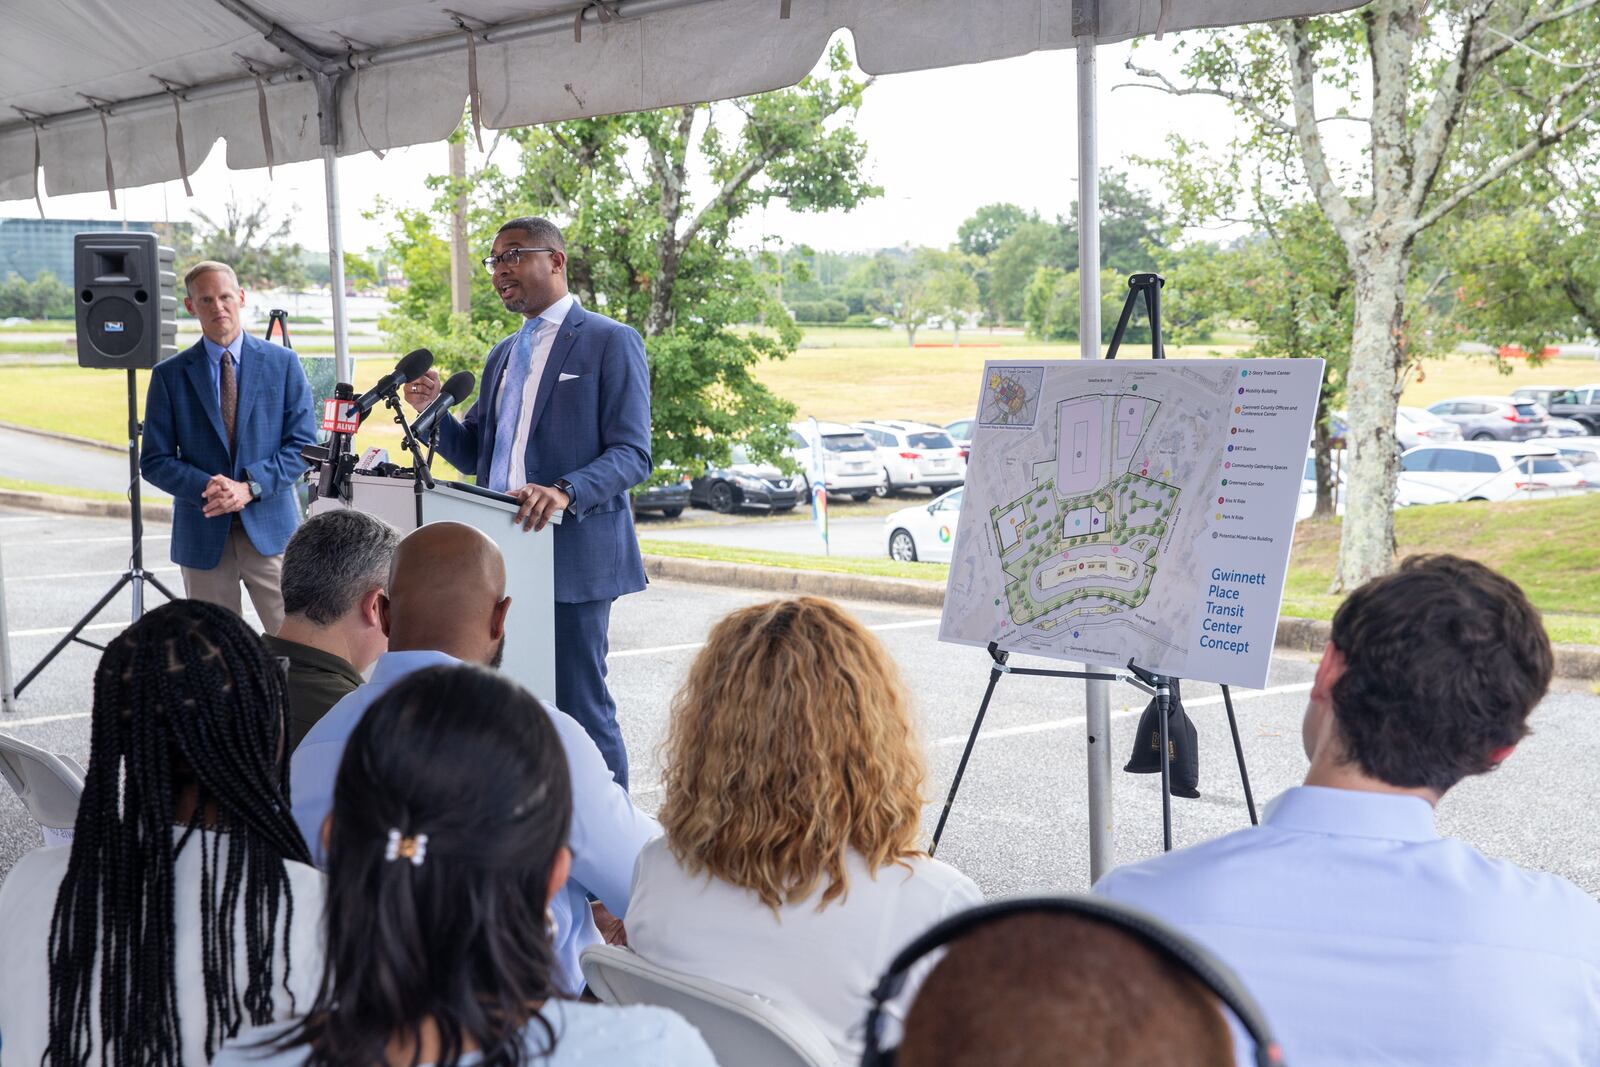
left=1157, top=682, right=1173, bottom=852
left=930, top=659, right=1006, bottom=856
left=1222, top=684, right=1259, bottom=825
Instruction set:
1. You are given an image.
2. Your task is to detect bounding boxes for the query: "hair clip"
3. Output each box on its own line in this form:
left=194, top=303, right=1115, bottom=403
left=384, top=828, right=429, bottom=866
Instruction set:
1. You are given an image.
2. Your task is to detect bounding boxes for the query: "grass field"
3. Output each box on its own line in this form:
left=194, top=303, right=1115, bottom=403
left=644, top=495, right=1600, bottom=645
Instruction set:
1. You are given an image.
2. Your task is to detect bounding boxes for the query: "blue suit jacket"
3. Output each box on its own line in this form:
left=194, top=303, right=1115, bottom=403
left=141, top=335, right=317, bottom=569
left=438, top=302, right=651, bottom=604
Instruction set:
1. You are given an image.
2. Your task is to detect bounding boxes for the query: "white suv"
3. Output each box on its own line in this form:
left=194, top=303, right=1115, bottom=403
left=1397, top=442, right=1586, bottom=503
left=853, top=420, right=966, bottom=495
left=786, top=421, right=886, bottom=500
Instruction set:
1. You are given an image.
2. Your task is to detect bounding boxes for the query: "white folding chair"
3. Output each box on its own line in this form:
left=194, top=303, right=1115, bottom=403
left=580, top=944, right=840, bottom=1067
left=0, top=732, right=84, bottom=846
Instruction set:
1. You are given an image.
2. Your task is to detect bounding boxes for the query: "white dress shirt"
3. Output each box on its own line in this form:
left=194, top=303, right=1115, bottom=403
left=502, top=292, right=576, bottom=490
left=628, top=838, right=983, bottom=1062
left=1094, top=786, right=1600, bottom=1067
left=0, top=828, right=325, bottom=1066
left=289, top=648, right=660, bottom=994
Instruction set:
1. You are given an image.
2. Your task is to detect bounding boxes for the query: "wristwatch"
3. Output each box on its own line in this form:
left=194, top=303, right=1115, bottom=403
left=553, top=478, right=576, bottom=510
left=247, top=480, right=263, bottom=501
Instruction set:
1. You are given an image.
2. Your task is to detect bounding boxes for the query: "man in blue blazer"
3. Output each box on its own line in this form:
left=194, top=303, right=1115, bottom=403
left=406, top=217, right=650, bottom=787
left=141, top=261, right=317, bottom=635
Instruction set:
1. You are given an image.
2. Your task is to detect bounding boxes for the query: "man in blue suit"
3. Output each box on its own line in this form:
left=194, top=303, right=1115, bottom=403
left=405, top=217, right=650, bottom=787
left=141, top=261, right=317, bottom=635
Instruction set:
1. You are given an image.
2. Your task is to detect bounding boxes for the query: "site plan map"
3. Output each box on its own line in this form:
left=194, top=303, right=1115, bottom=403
left=940, top=358, right=1325, bottom=689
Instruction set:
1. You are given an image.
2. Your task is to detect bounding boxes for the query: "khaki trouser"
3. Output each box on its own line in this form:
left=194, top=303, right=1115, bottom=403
left=181, top=521, right=286, bottom=635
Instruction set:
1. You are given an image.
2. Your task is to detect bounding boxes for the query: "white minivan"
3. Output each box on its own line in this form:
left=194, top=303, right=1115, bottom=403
left=1396, top=442, right=1586, bottom=503
left=786, top=421, right=887, bottom=500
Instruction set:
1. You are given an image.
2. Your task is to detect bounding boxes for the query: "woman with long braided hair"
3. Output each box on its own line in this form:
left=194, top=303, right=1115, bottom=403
left=0, top=600, right=324, bottom=1066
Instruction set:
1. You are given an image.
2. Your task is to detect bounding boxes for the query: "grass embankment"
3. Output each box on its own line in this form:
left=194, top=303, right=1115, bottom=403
left=644, top=495, right=1600, bottom=646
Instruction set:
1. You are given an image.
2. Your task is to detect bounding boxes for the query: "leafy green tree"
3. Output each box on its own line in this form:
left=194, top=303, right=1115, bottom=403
left=342, top=252, right=379, bottom=291
left=926, top=252, right=980, bottom=345
left=179, top=196, right=308, bottom=291
left=990, top=221, right=1071, bottom=325
left=0, top=270, right=72, bottom=318
left=383, top=42, right=878, bottom=482
left=1128, top=2, right=1600, bottom=589
left=957, top=202, right=1038, bottom=257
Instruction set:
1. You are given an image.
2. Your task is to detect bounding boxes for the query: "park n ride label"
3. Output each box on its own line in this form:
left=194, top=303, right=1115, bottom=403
left=940, top=358, right=1325, bottom=690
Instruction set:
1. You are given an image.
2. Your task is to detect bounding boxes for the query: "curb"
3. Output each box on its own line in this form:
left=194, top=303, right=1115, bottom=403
left=644, top=554, right=1600, bottom=682
left=0, top=489, right=173, bottom=523
left=0, top=421, right=122, bottom=454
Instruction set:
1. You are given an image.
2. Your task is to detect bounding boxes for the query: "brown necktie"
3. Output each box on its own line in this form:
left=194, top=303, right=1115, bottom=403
left=220, top=349, right=237, bottom=448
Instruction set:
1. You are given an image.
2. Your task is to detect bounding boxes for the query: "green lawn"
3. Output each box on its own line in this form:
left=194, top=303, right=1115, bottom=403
left=643, top=494, right=1600, bottom=645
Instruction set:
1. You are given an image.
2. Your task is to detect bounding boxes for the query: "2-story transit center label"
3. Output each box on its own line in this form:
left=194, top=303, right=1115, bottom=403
left=941, top=358, right=1326, bottom=689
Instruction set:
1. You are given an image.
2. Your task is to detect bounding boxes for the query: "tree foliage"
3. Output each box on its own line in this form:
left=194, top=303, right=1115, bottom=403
left=0, top=270, right=72, bottom=318
left=957, top=202, right=1037, bottom=257
left=177, top=196, right=308, bottom=291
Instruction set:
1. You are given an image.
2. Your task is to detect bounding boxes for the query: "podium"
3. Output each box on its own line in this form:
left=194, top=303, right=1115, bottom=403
left=310, top=473, right=556, bottom=702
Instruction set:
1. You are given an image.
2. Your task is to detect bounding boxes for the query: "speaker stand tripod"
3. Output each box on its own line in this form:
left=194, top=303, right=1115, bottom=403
left=14, top=370, right=177, bottom=695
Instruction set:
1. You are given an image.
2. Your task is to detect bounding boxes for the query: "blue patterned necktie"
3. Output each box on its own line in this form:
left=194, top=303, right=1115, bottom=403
left=488, top=317, right=540, bottom=491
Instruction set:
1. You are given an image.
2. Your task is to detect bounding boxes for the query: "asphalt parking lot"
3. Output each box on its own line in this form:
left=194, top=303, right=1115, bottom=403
left=2, top=506, right=1597, bottom=898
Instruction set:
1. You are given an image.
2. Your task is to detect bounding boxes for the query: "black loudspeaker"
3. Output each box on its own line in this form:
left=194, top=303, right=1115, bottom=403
left=74, top=231, right=177, bottom=369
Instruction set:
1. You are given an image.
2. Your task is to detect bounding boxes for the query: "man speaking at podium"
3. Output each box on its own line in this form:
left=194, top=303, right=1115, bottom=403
left=405, top=217, right=650, bottom=787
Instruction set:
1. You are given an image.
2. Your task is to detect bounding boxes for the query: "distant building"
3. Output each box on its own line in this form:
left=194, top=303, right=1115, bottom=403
left=0, top=217, right=188, bottom=283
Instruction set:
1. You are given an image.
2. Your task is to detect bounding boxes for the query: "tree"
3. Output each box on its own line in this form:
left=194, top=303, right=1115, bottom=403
left=0, top=270, right=72, bottom=318
left=1127, top=3, right=1600, bottom=590
left=181, top=196, right=308, bottom=291
left=866, top=250, right=938, bottom=346
left=384, top=41, right=879, bottom=482
left=1067, top=169, right=1175, bottom=274
left=957, top=202, right=1038, bottom=257
left=989, top=221, right=1071, bottom=325
left=926, top=252, right=980, bottom=345
left=342, top=252, right=380, bottom=291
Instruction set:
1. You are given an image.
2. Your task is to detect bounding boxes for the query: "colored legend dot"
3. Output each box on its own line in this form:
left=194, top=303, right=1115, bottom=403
left=1228, top=445, right=1234, bottom=452
left=1231, top=427, right=1238, bottom=435
left=1216, top=512, right=1222, bottom=520
left=1235, top=406, right=1242, bottom=414
left=1238, top=387, right=1245, bottom=395
left=1073, top=631, right=1081, bottom=638
left=1225, top=461, right=1231, bottom=469
left=1241, top=369, right=1249, bottom=376
left=1221, top=479, right=1228, bottom=485
left=1131, top=385, right=1138, bottom=391
left=1218, top=496, right=1225, bottom=504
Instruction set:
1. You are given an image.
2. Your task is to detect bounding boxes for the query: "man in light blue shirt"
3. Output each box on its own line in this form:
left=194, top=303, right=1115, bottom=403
left=290, top=520, right=659, bottom=994
left=1096, top=555, right=1600, bottom=1066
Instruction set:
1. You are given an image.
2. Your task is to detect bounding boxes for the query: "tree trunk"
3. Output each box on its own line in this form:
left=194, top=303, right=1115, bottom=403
left=1312, top=411, right=1335, bottom=518
left=1335, top=247, right=1409, bottom=591
left=906, top=324, right=918, bottom=347
left=953, top=322, right=962, bottom=347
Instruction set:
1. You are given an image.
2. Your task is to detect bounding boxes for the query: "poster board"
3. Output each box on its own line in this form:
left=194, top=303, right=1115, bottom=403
left=940, top=358, right=1325, bottom=689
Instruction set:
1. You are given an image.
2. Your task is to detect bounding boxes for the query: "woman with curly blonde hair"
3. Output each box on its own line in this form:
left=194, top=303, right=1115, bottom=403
left=627, top=596, right=982, bottom=1060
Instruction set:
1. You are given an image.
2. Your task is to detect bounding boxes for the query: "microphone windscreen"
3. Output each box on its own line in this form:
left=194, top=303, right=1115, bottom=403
left=443, top=370, right=476, bottom=403
left=395, top=348, right=434, bottom=380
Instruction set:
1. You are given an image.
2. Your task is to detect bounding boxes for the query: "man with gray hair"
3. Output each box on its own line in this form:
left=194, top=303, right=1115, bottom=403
left=265, top=508, right=398, bottom=751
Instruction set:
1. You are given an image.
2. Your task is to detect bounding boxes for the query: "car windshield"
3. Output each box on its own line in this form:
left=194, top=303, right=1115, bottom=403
left=909, top=432, right=955, bottom=449
left=1524, top=457, right=1573, bottom=474
left=1514, top=403, right=1543, bottom=418
left=1563, top=449, right=1599, bottom=464
left=823, top=434, right=874, bottom=453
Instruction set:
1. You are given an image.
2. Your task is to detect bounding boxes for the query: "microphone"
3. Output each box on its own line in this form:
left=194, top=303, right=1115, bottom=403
left=352, top=348, right=433, bottom=418
left=410, top=370, right=477, bottom=441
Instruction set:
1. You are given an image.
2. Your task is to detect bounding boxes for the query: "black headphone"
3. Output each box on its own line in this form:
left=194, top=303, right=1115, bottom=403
left=860, top=894, right=1286, bottom=1067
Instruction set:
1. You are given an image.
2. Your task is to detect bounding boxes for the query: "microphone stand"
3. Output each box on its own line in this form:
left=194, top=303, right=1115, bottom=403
left=385, top=389, right=434, bottom=529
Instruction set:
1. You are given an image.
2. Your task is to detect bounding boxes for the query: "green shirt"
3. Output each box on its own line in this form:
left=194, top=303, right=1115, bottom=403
left=263, top=635, right=365, bottom=753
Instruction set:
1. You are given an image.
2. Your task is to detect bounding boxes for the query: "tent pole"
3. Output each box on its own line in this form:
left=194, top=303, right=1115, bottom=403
left=322, top=144, right=351, bottom=383
left=1076, top=38, right=1114, bottom=885
left=0, top=534, right=15, bottom=712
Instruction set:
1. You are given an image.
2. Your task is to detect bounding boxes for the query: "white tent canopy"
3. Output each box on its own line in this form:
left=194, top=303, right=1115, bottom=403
left=0, top=0, right=1365, bottom=873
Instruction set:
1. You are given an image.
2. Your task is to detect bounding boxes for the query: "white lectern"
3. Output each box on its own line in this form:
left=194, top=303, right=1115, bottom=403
left=311, top=473, right=556, bottom=702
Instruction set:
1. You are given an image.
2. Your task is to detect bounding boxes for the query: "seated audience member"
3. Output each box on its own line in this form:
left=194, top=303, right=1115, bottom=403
left=1095, top=555, right=1600, bottom=1066
left=267, top=508, right=398, bottom=751
left=290, top=520, right=657, bottom=994
left=891, top=904, right=1239, bottom=1066
left=216, top=664, right=715, bottom=1067
left=0, top=600, right=323, bottom=1066
left=627, top=596, right=982, bottom=1062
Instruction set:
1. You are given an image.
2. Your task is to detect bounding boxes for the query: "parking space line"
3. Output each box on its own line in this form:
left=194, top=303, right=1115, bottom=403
left=5, top=568, right=181, bottom=582
left=1, top=535, right=170, bottom=547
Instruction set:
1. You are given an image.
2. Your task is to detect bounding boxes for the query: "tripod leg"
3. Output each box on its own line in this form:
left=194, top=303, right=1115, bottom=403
left=1221, top=684, right=1259, bottom=826
left=930, top=660, right=1007, bottom=856
left=1157, top=683, right=1173, bottom=851
left=145, top=573, right=181, bottom=603
left=14, top=574, right=132, bottom=696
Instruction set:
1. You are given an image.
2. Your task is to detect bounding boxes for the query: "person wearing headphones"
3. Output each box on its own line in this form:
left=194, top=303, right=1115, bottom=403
left=1094, top=556, right=1600, bottom=1066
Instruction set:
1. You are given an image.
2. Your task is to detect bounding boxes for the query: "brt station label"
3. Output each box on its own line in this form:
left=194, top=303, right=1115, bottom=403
left=941, top=358, right=1326, bottom=690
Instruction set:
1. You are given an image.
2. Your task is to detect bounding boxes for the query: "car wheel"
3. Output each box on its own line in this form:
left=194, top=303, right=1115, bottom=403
left=874, top=468, right=893, bottom=497
left=661, top=507, right=684, bottom=518
left=849, top=491, right=872, bottom=502
left=889, top=529, right=918, bottom=562
left=709, top=482, right=737, bottom=513
left=1470, top=431, right=1496, bottom=441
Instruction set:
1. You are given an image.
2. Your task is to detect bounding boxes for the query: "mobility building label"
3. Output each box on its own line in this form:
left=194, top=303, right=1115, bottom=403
left=940, top=359, right=1325, bottom=689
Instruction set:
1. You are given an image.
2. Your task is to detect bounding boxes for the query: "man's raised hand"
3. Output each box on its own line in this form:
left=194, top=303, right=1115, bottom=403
left=404, top=368, right=442, bottom=412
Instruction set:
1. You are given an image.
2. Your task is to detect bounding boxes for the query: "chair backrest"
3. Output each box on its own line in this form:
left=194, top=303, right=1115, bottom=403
left=581, top=944, right=840, bottom=1067
left=0, top=732, right=85, bottom=830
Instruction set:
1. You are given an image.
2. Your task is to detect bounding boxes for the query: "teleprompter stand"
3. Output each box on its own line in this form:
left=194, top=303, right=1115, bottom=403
left=15, top=370, right=178, bottom=695
left=929, top=273, right=1259, bottom=859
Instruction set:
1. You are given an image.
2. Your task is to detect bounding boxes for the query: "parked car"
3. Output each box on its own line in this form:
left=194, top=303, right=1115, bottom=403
left=1545, top=416, right=1590, bottom=437
left=691, top=445, right=802, bottom=514
left=1394, top=405, right=1462, bottom=449
left=1396, top=442, right=1585, bottom=503
left=1528, top=436, right=1600, bottom=487
left=630, top=469, right=692, bottom=518
left=1297, top=450, right=1346, bottom=521
left=944, top=418, right=973, bottom=461
left=854, top=419, right=966, bottom=495
left=1510, top=386, right=1600, bottom=434
left=1426, top=396, right=1549, bottom=442
left=884, top=486, right=963, bottom=563
left=786, top=421, right=886, bottom=501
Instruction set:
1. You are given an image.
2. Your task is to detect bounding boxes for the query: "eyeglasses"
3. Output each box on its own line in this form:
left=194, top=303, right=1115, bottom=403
left=482, top=247, right=557, bottom=273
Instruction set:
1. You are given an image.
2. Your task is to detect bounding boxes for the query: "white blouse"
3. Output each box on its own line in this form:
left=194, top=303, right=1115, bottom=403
left=0, top=828, right=325, bottom=1066
left=627, top=837, right=983, bottom=1062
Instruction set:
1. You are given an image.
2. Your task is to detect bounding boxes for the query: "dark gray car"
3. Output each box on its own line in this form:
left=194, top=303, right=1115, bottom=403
left=1427, top=396, right=1548, bottom=442
left=1510, top=386, right=1600, bottom=434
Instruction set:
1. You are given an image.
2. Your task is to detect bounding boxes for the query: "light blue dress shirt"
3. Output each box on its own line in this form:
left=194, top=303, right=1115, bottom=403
left=213, top=999, right=718, bottom=1066
left=201, top=331, right=246, bottom=408
left=1094, top=786, right=1600, bottom=1066
left=288, top=650, right=661, bottom=994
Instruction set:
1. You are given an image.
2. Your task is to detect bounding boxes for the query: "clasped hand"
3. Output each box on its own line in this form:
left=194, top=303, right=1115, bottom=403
left=202, top=474, right=251, bottom=518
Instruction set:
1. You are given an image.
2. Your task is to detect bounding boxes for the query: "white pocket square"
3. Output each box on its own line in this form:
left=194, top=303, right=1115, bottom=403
left=559, top=372, right=581, bottom=382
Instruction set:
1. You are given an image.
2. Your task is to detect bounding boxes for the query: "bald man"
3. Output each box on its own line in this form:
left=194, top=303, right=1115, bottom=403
left=287, top=521, right=659, bottom=993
